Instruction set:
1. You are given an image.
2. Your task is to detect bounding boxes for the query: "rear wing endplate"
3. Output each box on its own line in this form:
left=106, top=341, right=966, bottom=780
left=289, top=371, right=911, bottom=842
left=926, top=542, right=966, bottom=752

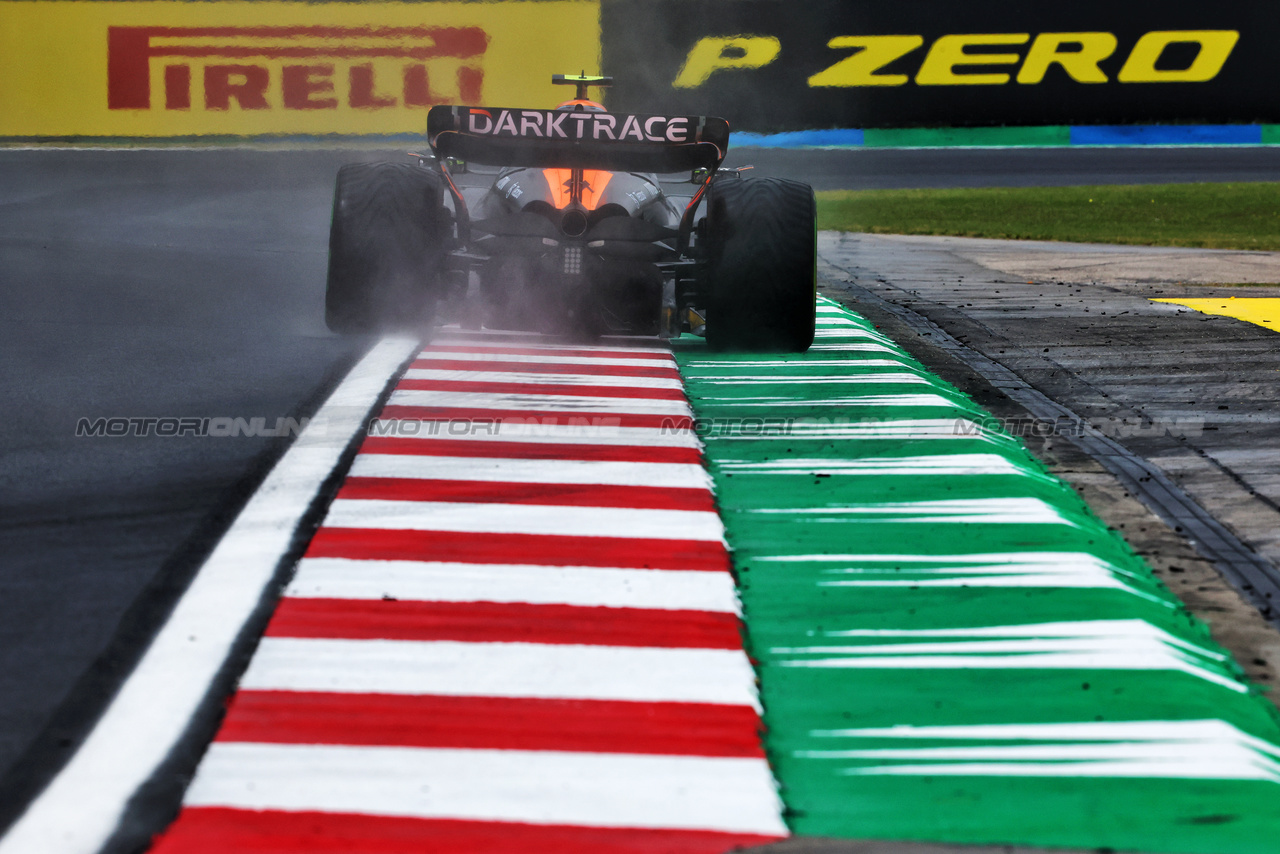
left=428, top=106, right=729, bottom=173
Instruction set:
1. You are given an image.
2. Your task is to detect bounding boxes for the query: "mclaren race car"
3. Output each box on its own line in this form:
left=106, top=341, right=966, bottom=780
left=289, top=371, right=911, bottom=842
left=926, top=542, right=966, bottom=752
left=324, top=74, right=816, bottom=352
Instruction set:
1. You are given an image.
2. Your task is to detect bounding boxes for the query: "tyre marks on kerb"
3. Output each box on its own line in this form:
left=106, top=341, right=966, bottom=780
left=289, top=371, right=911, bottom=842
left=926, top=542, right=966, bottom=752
left=678, top=299, right=1280, bottom=853
left=150, top=338, right=785, bottom=853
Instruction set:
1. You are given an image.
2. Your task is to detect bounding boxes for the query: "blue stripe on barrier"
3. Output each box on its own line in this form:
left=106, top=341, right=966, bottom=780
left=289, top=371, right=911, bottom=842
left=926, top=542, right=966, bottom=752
left=730, top=129, right=865, bottom=149
left=727, top=125, right=1271, bottom=149
left=1069, top=125, right=1262, bottom=146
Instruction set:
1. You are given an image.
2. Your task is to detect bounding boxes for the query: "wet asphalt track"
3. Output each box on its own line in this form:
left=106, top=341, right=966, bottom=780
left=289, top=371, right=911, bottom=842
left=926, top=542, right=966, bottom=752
left=2, top=143, right=1280, bottom=837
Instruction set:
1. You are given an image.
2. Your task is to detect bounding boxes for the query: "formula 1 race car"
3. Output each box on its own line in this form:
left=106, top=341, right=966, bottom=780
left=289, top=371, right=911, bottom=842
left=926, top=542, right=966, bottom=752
left=325, top=74, right=815, bottom=351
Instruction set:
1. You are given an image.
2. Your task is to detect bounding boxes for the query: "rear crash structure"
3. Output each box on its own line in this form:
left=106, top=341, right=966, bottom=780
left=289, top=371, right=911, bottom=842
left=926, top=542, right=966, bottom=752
left=325, top=75, right=817, bottom=352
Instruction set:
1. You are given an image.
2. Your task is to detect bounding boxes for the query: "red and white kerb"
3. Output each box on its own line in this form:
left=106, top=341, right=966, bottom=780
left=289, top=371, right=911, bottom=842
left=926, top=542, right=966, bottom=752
left=150, top=336, right=785, bottom=854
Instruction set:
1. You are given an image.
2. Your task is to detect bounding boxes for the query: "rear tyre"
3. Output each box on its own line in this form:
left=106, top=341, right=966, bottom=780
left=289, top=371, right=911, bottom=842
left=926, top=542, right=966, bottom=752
left=703, top=176, right=816, bottom=352
left=325, top=161, right=449, bottom=333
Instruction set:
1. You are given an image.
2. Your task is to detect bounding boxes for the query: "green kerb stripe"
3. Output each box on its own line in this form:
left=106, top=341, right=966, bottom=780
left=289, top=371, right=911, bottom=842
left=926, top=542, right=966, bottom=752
left=862, top=126, right=1071, bottom=148
left=674, top=298, right=1280, bottom=853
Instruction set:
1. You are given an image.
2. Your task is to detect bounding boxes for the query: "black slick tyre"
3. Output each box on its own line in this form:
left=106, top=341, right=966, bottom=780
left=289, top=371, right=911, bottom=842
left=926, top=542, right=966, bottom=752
left=703, top=176, right=816, bottom=352
left=325, top=161, right=448, bottom=333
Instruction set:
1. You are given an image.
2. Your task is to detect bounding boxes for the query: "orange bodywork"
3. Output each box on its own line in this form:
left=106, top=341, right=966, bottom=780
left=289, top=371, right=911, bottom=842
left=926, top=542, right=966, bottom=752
left=542, top=168, right=614, bottom=211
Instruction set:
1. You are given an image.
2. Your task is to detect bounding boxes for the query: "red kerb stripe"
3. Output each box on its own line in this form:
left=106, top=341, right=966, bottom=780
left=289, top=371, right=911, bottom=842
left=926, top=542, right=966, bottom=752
left=265, top=599, right=742, bottom=648
left=151, top=809, right=784, bottom=854
left=357, top=436, right=701, bottom=464
left=303, top=528, right=730, bottom=572
left=336, top=477, right=715, bottom=511
left=216, top=692, right=764, bottom=757
left=378, top=406, right=692, bottom=431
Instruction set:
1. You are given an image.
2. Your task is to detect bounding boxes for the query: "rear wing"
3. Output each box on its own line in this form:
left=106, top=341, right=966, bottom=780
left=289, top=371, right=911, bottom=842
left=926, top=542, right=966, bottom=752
left=427, top=106, right=729, bottom=173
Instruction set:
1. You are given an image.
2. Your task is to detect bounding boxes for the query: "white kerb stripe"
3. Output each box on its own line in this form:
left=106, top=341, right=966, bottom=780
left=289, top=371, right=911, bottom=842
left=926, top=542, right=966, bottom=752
left=403, top=369, right=684, bottom=390
left=240, top=638, right=761, bottom=707
left=697, top=394, right=955, bottom=409
left=689, top=374, right=929, bottom=385
left=682, top=359, right=907, bottom=369
left=717, top=454, right=1033, bottom=477
left=805, top=343, right=904, bottom=353
left=349, top=455, right=713, bottom=490
left=363, top=422, right=701, bottom=448
left=286, top=558, right=741, bottom=614
left=321, top=499, right=726, bottom=542
left=388, top=389, right=692, bottom=415
left=681, top=356, right=904, bottom=369
left=419, top=351, right=676, bottom=367
left=184, top=743, right=785, bottom=836
left=0, top=336, right=421, bottom=854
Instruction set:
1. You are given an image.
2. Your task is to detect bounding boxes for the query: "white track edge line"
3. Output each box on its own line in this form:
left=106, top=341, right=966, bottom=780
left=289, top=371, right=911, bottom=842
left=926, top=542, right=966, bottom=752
left=0, top=336, right=420, bottom=854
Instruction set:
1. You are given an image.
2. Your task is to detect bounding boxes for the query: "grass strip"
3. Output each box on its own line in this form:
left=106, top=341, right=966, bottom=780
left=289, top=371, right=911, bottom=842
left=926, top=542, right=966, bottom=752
left=816, top=182, right=1280, bottom=250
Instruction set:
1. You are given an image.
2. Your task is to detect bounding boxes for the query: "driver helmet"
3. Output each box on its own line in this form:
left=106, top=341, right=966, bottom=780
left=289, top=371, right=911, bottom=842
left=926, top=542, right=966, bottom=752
left=556, top=99, right=607, bottom=112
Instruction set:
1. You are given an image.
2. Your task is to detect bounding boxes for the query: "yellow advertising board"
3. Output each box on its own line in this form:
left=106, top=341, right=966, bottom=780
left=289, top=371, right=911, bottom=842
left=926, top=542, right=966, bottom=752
left=0, top=1, right=601, bottom=137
